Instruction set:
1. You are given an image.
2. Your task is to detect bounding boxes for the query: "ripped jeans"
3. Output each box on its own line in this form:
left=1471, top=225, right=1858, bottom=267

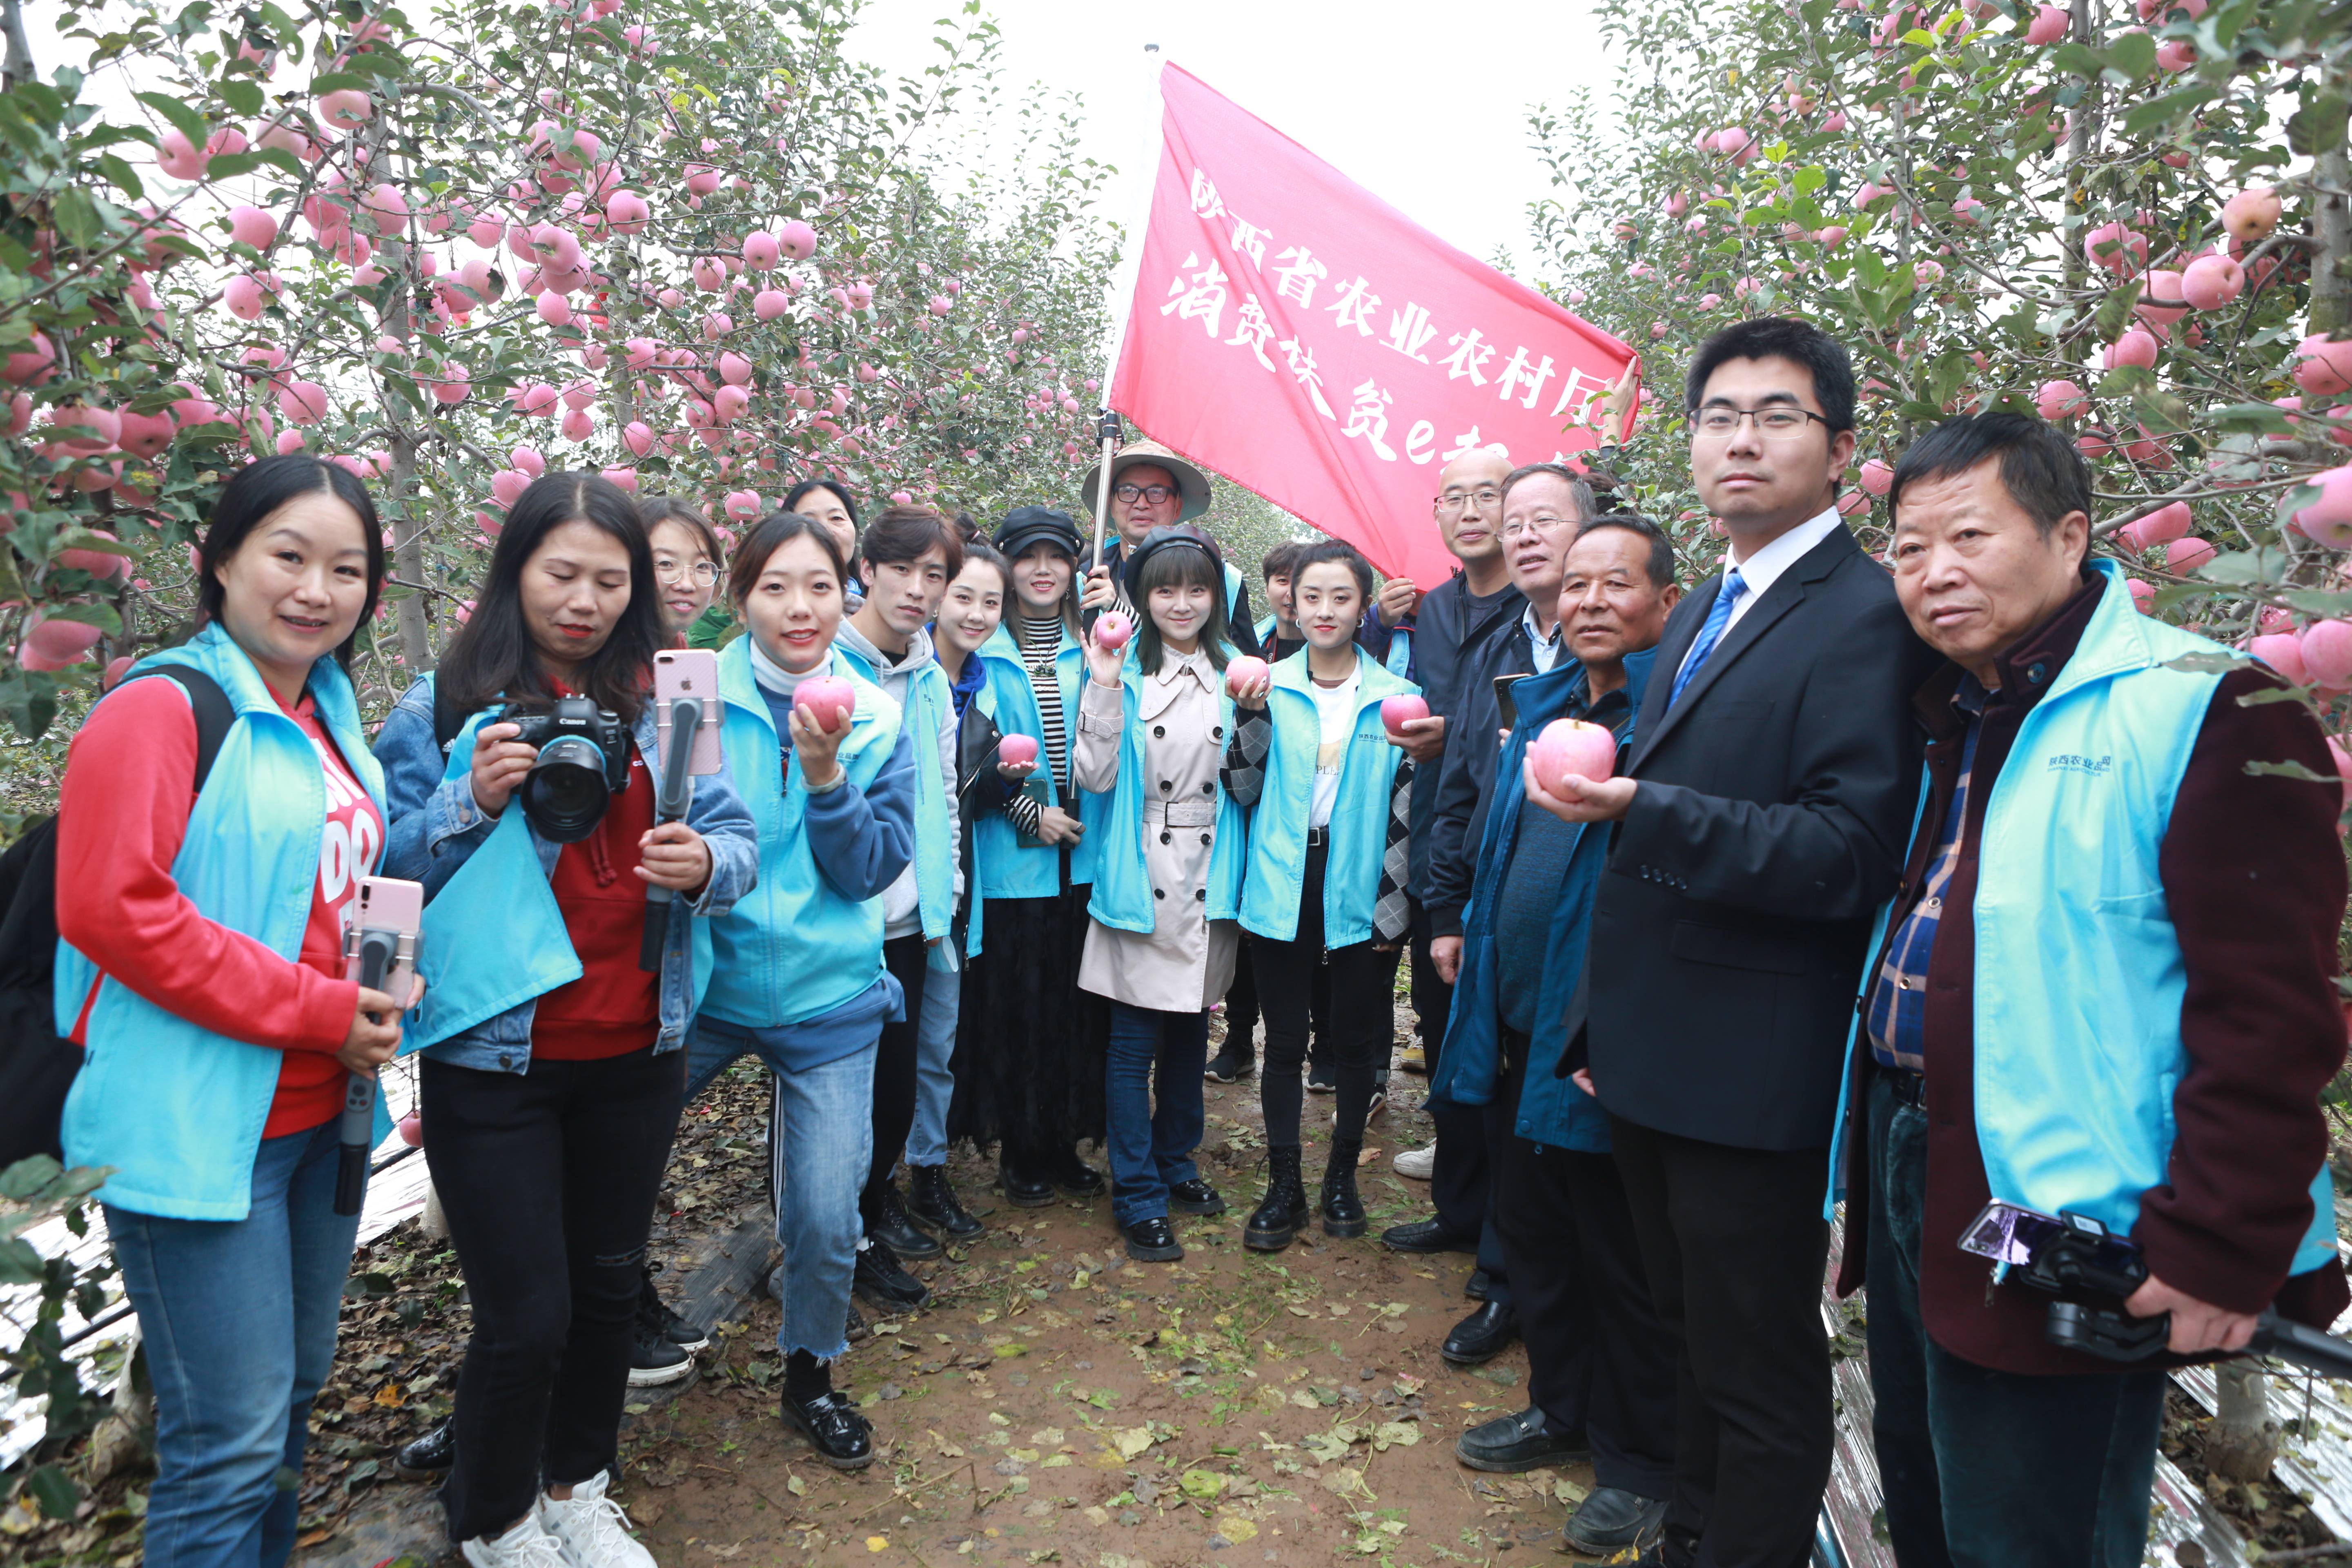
left=421, top=1046, right=686, bottom=1541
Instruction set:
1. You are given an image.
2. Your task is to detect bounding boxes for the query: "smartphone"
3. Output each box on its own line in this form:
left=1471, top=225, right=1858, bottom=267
left=653, top=648, right=724, bottom=775
left=1492, top=673, right=1526, bottom=733
left=345, top=875, right=424, bottom=1010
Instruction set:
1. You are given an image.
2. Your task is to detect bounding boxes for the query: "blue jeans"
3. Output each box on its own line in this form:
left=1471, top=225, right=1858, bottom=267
left=902, top=948, right=960, bottom=1169
left=1864, top=1073, right=2167, bottom=1568
left=687, top=1021, right=874, bottom=1360
left=107, top=1120, right=361, bottom=1568
left=1102, top=1002, right=1207, bottom=1227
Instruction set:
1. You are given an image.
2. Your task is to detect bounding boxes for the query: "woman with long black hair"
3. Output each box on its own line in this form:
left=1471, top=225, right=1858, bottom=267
left=53, top=454, right=404, bottom=1568
left=375, top=472, right=756, bottom=1568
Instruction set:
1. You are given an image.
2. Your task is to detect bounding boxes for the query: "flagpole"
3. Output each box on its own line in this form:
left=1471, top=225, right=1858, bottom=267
left=1090, top=44, right=1167, bottom=579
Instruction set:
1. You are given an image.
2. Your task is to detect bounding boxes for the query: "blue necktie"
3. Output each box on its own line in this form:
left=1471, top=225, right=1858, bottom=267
left=1667, top=569, right=1748, bottom=709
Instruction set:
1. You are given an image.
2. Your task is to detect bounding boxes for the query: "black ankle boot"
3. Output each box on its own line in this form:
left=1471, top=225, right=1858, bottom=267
left=908, top=1164, right=983, bottom=1238
left=1321, top=1137, right=1367, bottom=1238
left=1244, top=1146, right=1311, bottom=1252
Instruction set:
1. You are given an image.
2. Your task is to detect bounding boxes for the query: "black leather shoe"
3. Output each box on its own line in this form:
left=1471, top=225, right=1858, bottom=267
left=1203, top=1045, right=1254, bottom=1083
left=1464, top=1268, right=1490, bottom=1301
left=908, top=1164, right=983, bottom=1238
left=639, top=1264, right=710, bottom=1351
left=1121, top=1216, right=1183, bottom=1262
left=1454, top=1406, right=1589, bottom=1472
left=867, top=1181, right=944, bottom=1260
left=853, top=1236, right=931, bottom=1310
left=1441, top=1300, right=1519, bottom=1367
left=998, top=1163, right=1058, bottom=1208
left=1320, top=1138, right=1366, bottom=1238
left=1049, top=1148, right=1106, bottom=1198
left=1381, top=1217, right=1478, bottom=1254
left=1168, top=1178, right=1227, bottom=1215
left=781, top=1387, right=875, bottom=1470
left=1562, top=1487, right=1669, bottom=1555
left=1244, top=1147, right=1309, bottom=1251
left=392, top=1420, right=454, bottom=1479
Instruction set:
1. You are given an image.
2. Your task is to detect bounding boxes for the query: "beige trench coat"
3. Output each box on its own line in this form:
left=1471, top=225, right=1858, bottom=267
left=1073, top=653, right=1241, bottom=1011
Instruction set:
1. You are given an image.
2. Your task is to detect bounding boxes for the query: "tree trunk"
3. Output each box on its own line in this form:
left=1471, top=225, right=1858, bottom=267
left=363, top=130, right=437, bottom=673
left=0, top=0, right=35, bottom=91
left=2205, top=1362, right=2281, bottom=1483
left=2307, top=65, right=2350, bottom=339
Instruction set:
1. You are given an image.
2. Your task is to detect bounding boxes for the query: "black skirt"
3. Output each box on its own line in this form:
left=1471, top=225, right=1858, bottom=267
left=947, top=878, right=1105, bottom=1160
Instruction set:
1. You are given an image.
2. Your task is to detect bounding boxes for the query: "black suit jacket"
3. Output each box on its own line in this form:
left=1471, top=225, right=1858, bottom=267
left=1583, top=524, right=1936, bottom=1152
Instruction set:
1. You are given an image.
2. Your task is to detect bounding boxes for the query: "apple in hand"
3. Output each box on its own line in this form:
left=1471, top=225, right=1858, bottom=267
left=1225, top=655, right=1270, bottom=698
left=1381, top=695, right=1430, bottom=737
left=796, top=675, right=857, bottom=733
left=1093, top=611, right=1134, bottom=651
left=1528, top=718, right=1618, bottom=793
left=998, top=734, right=1039, bottom=767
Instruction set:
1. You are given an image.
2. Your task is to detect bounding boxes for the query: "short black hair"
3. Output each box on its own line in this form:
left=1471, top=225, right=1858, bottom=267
left=784, top=478, right=859, bottom=529
left=1887, top=413, right=2091, bottom=538
left=1291, top=539, right=1374, bottom=600
left=1571, top=513, right=1677, bottom=590
left=1260, top=539, right=1304, bottom=581
left=858, top=504, right=966, bottom=579
left=1499, top=463, right=1598, bottom=519
left=1684, top=316, right=1856, bottom=433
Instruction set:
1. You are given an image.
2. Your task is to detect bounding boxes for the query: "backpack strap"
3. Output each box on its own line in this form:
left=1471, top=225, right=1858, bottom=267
left=130, top=666, right=236, bottom=792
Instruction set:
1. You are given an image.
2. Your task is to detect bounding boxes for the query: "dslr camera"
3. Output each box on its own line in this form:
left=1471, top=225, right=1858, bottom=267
left=497, top=695, right=631, bottom=843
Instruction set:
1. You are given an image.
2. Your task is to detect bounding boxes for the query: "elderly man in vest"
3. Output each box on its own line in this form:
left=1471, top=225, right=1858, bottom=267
left=1841, top=411, right=2349, bottom=1568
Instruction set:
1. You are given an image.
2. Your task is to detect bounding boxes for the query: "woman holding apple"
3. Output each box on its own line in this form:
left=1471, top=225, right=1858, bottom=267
left=1221, top=541, right=1419, bottom=1251
left=687, top=508, right=923, bottom=1470
left=1071, top=524, right=1248, bottom=1263
left=53, top=454, right=405, bottom=1568
left=950, top=508, right=1111, bottom=1209
left=374, top=472, right=757, bottom=1568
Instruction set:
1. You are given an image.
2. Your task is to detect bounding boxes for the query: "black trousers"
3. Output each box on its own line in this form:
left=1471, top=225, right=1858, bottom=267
left=1221, top=942, right=1260, bottom=1062
left=1250, top=841, right=1397, bottom=1149
left=1610, top=1114, right=1832, bottom=1568
left=1491, top=1037, right=1675, bottom=1500
left=1419, top=901, right=1487, bottom=1243
left=862, top=933, right=930, bottom=1229
left=421, top=1045, right=685, bottom=1541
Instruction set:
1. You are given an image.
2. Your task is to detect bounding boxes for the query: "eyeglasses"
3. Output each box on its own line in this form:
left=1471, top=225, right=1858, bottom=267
left=654, top=558, right=719, bottom=587
left=1693, top=405, right=1831, bottom=439
left=1437, top=488, right=1503, bottom=512
left=1113, top=483, right=1177, bottom=505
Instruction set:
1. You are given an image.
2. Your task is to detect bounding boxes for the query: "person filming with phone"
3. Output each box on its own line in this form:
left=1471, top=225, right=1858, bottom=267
left=52, top=453, right=409, bottom=1568
left=1840, top=413, right=2348, bottom=1568
left=375, top=472, right=756, bottom=1568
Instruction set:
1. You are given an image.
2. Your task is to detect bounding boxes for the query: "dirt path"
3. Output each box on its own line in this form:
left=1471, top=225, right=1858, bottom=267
left=611, top=1073, right=1606, bottom=1568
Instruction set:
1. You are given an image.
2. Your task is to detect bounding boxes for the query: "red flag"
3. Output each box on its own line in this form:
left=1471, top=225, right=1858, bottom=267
left=1109, top=64, right=1641, bottom=590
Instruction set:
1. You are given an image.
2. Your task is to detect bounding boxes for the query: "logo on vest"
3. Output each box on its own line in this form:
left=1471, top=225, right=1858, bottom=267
left=2043, top=752, right=2114, bottom=778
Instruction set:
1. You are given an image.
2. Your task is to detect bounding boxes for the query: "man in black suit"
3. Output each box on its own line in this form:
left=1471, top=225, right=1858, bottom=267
left=1531, top=317, right=1933, bottom=1568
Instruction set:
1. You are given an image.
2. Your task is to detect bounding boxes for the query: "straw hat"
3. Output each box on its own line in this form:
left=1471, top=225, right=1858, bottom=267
left=1078, top=438, right=1212, bottom=522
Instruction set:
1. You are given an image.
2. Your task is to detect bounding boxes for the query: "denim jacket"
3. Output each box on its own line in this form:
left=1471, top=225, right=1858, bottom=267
left=374, top=674, right=759, bottom=1072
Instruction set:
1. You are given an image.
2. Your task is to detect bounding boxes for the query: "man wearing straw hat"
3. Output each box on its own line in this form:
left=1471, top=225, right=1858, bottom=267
left=1076, top=438, right=1262, bottom=656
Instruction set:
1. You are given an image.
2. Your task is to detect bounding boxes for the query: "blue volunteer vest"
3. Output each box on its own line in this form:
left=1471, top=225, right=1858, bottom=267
left=835, top=637, right=954, bottom=941
left=700, top=639, right=905, bottom=1029
left=969, top=621, right=1105, bottom=905
left=1082, top=650, right=1248, bottom=935
left=57, top=625, right=391, bottom=1221
left=1236, top=649, right=1419, bottom=946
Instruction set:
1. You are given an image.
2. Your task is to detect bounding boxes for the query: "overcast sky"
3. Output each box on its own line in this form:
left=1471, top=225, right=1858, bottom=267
left=845, top=0, right=1618, bottom=276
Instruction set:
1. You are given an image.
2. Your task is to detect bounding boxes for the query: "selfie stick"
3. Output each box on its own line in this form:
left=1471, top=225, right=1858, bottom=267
left=335, top=927, right=402, bottom=1216
left=639, top=695, right=702, bottom=973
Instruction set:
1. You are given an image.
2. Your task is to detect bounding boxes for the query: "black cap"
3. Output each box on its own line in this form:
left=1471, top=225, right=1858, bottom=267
left=993, top=506, right=1082, bottom=562
left=1122, top=523, right=1223, bottom=589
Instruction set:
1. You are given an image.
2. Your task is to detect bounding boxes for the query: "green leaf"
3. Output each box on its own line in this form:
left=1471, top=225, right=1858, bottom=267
left=0, top=669, right=58, bottom=740
left=2121, top=85, right=2215, bottom=137
left=338, top=50, right=411, bottom=79
left=219, top=78, right=265, bottom=117
left=94, top=153, right=145, bottom=200
left=1793, top=164, right=1826, bottom=194
left=2105, top=31, right=2156, bottom=80
left=133, top=91, right=209, bottom=154
left=24, top=1466, right=82, bottom=1521
left=2130, top=391, right=2193, bottom=435
left=2286, top=92, right=2348, bottom=158
left=308, top=72, right=374, bottom=94
left=0, top=1154, right=64, bottom=1199
left=2048, top=42, right=2105, bottom=78
left=2093, top=283, right=2143, bottom=340
left=2246, top=758, right=2333, bottom=783
left=41, top=601, right=123, bottom=637
left=2209, top=401, right=2296, bottom=435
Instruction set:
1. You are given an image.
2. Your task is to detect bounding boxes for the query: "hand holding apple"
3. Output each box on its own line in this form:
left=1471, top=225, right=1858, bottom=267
left=997, top=732, right=1039, bottom=782
left=786, top=701, right=850, bottom=788
left=795, top=675, right=857, bottom=735
left=1381, top=694, right=1430, bottom=737
left=1225, top=654, right=1272, bottom=708
left=1522, top=736, right=1638, bottom=824
left=1528, top=718, right=1617, bottom=790
left=1084, top=612, right=1130, bottom=687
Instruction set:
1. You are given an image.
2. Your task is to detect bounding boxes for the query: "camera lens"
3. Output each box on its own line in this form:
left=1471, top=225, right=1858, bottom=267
left=520, top=735, right=615, bottom=843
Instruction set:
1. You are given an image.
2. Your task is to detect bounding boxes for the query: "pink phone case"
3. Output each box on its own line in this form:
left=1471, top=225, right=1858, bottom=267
left=653, top=649, right=724, bottom=775
left=347, top=876, right=424, bottom=1008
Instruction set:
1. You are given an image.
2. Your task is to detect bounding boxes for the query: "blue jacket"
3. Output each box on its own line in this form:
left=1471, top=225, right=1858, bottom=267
left=700, top=639, right=915, bottom=1029
left=374, top=674, right=758, bottom=1071
left=1229, top=648, right=1419, bottom=946
left=1427, top=650, right=1653, bottom=1152
left=56, top=626, right=390, bottom=1221
left=1081, top=651, right=1248, bottom=934
left=968, top=620, right=1104, bottom=901
left=1827, top=564, right=2337, bottom=1270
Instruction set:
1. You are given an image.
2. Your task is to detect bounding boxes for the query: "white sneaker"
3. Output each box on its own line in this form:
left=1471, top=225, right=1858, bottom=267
left=1392, top=1144, right=1435, bottom=1180
left=461, top=1513, right=572, bottom=1568
left=539, top=1470, right=658, bottom=1568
